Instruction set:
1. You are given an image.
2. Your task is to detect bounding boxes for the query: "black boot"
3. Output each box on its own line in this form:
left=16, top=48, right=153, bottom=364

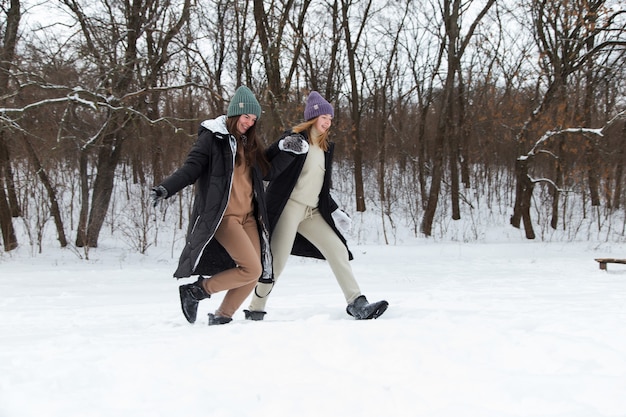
left=179, top=276, right=210, bottom=323
left=243, top=309, right=267, bottom=321
left=208, top=313, right=233, bottom=326
left=346, top=295, right=388, bottom=320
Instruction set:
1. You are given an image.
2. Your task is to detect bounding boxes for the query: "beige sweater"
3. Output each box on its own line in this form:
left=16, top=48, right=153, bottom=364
left=224, top=144, right=253, bottom=217
left=289, top=143, right=325, bottom=207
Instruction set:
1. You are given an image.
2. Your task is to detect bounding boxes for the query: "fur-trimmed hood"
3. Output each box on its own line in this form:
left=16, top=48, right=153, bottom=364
left=200, top=115, right=229, bottom=135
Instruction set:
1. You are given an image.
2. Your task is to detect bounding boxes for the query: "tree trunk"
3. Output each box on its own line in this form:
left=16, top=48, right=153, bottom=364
left=352, top=124, right=366, bottom=213
left=253, top=0, right=285, bottom=137
left=0, top=136, right=18, bottom=250
left=376, top=92, right=389, bottom=244
left=613, top=123, right=626, bottom=209
left=457, top=72, right=471, bottom=188
left=510, top=159, right=524, bottom=229
left=341, top=0, right=369, bottom=212
left=511, top=158, right=536, bottom=239
left=253, top=0, right=311, bottom=138
left=0, top=175, right=17, bottom=251
left=521, top=180, right=535, bottom=240
left=422, top=80, right=453, bottom=235
left=76, top=150, right=90, bottom=248
left=586, top=140, right=601, bottom=206
left=0, top=0, right=20, bottom=250
left=583, top=3, right=601, bottom=208
left=83, top=128, right=126, bottom=247
left=416, top=103, right=429, bottom=209
left=421, top=0, right=460, bottom=236
left=0, top=135, right=20, bottom=218
left=449, top=107, right=461, bottom=221
left=421, top=149, right=444, bottom=236
left=550, top=139, right=563, bottom=229
left=21, top=135, right=68, bottom=247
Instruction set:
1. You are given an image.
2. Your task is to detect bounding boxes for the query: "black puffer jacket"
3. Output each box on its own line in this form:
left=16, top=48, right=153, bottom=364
left=265, top=130, right=353, bottom=260
left=159, top=116, right=273, bottom=282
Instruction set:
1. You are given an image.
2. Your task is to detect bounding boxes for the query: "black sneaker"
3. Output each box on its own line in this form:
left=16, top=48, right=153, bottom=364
left=179, top=277, right=210, bottom=323
left=208, top=313, right=233, bottom=326
left=243, top=309, right=267, bottom=321
left=346, top=295, right=388, bottom=320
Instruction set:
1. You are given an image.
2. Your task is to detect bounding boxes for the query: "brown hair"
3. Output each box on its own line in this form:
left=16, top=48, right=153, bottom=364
left=292, top=117, right=329, bottom=151
left=226, top=116, right=269, bottom=175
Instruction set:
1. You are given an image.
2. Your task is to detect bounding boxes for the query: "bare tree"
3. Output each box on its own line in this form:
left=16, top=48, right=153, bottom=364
left=515, top=113, right=626, bottom=231
left=3, top=0, right=626, bottom=252
left=59, top=0, right=191, bottom=248
left=0, top=0, right=20, bottom=250
left=359, top=2, right=410, bottom=243
left=299, top=0, right=342, bottom=98
left=420, top=0, right=496, bottom=236
left=253, top=0, right=312, bottom=137
left=340, top=0, right=380, bottom=213
left=188, top=0, right=237, bottom=115
left=401, top=6, right=445, bottom=212
left=510, top=0, right=626, bottom=238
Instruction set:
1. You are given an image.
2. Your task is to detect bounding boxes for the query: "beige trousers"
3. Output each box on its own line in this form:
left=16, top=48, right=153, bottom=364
left=202, top=213, right=261, bottom=318
left=248, top=198, right=361, bottom=312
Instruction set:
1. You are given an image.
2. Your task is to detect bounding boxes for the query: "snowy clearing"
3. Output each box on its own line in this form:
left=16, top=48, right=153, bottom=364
left=1, top=240, right=626, bottom=417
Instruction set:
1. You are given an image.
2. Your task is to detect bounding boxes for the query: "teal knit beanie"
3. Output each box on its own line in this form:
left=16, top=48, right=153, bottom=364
left=227, top=86, right=262, bottom=119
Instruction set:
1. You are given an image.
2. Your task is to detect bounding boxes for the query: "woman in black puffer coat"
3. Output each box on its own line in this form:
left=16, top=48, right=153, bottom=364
left=151, top=86, right=272, bottom=326
left=244, top=91, right=388, bottom=321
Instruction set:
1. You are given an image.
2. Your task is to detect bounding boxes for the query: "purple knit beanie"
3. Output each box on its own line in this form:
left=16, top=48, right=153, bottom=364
left=303, top=91, right=334, bottom=121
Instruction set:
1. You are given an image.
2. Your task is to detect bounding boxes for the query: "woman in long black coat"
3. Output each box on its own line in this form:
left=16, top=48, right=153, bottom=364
left=151, top=86, right=272, bottom=326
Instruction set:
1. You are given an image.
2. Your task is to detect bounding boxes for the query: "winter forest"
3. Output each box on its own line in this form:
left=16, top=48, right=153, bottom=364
left=1, top=0, right=626, bottom=256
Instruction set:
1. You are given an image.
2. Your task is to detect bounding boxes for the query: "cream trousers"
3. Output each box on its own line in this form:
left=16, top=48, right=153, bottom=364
left=248, top=198, right=361, bottom=312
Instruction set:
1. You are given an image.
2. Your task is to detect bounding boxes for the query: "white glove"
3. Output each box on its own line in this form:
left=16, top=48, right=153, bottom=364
left=278, top=135, right=309, bottom=154
left=331, top=209, right=352, bottom=234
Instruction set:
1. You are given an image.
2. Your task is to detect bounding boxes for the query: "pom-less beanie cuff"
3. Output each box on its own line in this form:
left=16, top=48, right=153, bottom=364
left=227, top=86, right=262, bottom=119
left=304, top=91, right=334, bottom=121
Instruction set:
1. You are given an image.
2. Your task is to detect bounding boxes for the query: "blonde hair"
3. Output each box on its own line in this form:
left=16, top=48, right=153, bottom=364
left=292, top=118, right=329, bottom=151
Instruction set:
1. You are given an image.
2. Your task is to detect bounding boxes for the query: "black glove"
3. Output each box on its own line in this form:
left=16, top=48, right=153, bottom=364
left=150, top=185, right=168, bottom=207
left=279, top=135, right=309, bottom=154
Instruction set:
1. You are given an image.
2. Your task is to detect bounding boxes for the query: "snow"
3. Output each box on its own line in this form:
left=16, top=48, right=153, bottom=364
left=2, top=237, right=626, bottom=417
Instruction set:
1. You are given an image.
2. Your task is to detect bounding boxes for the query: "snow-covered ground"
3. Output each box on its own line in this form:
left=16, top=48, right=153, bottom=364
left=2, top=236, right=626, bottom=417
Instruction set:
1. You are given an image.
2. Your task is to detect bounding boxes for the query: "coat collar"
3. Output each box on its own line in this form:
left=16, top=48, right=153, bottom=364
left=200, top=115, right=229, bottom=136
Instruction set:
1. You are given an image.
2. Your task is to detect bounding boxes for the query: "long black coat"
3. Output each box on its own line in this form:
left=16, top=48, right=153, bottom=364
left=159, top=116, right=273, bottom=282
left=265, top=130, right=353, bottom=261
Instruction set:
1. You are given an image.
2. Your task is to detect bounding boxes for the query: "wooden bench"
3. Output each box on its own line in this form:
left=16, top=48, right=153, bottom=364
left=595, top=258, right=626, bottom=270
